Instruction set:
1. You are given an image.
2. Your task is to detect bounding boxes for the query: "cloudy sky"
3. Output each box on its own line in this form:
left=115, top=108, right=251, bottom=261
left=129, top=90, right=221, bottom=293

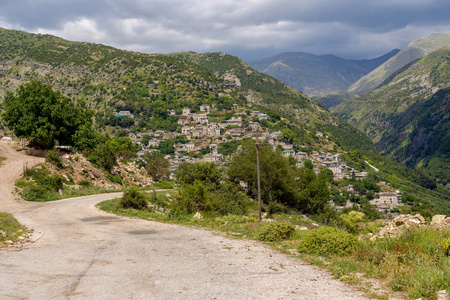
left=1, top=0, right=450, bottom=61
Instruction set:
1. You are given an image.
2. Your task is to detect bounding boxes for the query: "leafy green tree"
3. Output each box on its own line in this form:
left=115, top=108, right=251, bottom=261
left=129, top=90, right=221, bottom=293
left=227, top=141, right=297, bottom=207
left=297, top=167, right=330, bottom=214
left=141, top=134, right=151, bottom=146
left=143, top=151, right=170, bottom=182
left=158, top=139, right=175, bottom=155
left=94, top=143, right=117, bottom=172
left=175, top=162, right=221, bottom=186
left=108, top=136, right=137, bottom=159
left=2, top=81, right=92, bottom=148
left=304, top=159, right=314, bottom=170
left=73, top=124, right=106, bottom=150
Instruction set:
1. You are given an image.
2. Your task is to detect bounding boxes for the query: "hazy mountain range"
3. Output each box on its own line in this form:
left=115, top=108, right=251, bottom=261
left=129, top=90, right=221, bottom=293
left=248, top=50, right=399, bottom=96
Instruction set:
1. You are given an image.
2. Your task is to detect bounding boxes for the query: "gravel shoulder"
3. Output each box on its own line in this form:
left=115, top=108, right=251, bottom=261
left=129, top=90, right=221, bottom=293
left=0, top=143, right=370, bottom=299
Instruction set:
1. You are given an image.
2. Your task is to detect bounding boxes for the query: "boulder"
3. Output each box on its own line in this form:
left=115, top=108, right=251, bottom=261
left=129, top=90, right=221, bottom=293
left=437, top=290, right=449, bottom=300
left=414, top=214, right=426, bottom=223
left=432, top=215, right=447, bottom=225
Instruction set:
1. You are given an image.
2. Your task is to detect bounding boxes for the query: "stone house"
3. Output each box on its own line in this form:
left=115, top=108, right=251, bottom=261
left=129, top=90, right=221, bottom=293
left=258, top=113, right=269, bottom=120
left=200, top=104, right=211, bottom=113
left=181, top=126, right=191, bottom=136
left=182, top=107, right=191, bottom=116
left=207, top=123, right=221, bottom=138
left=282, top=149, right=296, bottom=157
left=192, top=114, right=209, bottom=124
left=177, top=118, right=190, bottom=125
left=227, top=116, right=242, bottom=126
left=370, top=192, right=402, bottom=207
left=248, top=121, right=261, bottom=132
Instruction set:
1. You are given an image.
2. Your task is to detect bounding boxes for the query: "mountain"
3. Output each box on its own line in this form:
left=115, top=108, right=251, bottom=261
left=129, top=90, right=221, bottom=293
left=0, top=28, right=373, bottom=153
left=348, top=33, right=450, bottom=95
left=332, top=46, right=450, bottom=185
left=248, top=50, right=399, bottom=96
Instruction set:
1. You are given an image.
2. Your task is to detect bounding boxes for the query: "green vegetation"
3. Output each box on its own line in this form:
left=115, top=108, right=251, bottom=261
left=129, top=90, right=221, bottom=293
left=298, top=226, right=358, bottom=255
left=142, top=151, right=170, bottom=182
left=0, top=212, right=26, bottom=247
left=2, top=81, right=92, bottom=148
left=258, top=221, right=295, bottom=242
left=119, top=189, right=148, bottom=210
left=15, top=163, right=119, bottom=202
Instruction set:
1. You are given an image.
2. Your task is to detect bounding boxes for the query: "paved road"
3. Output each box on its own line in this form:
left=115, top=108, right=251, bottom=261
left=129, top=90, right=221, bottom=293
left=0, top=144, right=369, bottom=299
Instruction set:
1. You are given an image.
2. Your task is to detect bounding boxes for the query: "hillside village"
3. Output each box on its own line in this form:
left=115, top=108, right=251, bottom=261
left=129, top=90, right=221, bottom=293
left=116, top=103, right=403, bottom=215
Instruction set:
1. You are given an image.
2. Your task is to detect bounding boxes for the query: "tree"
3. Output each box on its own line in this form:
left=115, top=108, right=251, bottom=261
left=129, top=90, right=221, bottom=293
left=94, top=143, right=117, bottom=172
left=2, top=81, right=92, bottom=148
left=143, top=151, right=170, bottom=182
left=227, top=141, right=297, bottom=207
left=175, top=162, right=221, bottom=186
left=296, top=167, right=330, bottom=214
left=108, top=136, right=137, bottom=159
left=158, top=139, right=175, bottom=155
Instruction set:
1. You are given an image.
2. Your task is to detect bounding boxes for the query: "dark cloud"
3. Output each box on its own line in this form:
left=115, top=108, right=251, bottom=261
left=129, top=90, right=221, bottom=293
left=1, top=0, right=449, bottom=60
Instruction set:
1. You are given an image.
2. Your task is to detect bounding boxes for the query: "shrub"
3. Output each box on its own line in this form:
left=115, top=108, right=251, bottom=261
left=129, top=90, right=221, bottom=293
left=106, top=173, right=123, bottom=185
left=258, top=221, right=295, bottom=242
left=46, top=148, right=62, bottom=168
left=340, top=211, right=365, bottom=233
left=22, top=185, right=58, bottom=202
left=298, top=226, right=359, bottom=255
left=78, top=179, right=91, bottom=187
left=119, top=189, right=148, bottom=210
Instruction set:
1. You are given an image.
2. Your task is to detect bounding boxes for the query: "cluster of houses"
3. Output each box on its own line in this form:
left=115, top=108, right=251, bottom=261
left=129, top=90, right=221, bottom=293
left=123, top=103, right=403, bottom=214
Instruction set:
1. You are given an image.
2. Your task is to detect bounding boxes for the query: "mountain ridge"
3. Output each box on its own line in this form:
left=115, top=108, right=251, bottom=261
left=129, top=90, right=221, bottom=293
left=348, top=33, right=450, bottom=95
left=248, top=49, right=399, bottom=96
left=332, top=46, right=450, bottom=185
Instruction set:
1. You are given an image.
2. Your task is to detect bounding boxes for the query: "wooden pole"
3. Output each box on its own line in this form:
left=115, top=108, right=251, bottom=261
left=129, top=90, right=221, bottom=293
left=256, top=135, right=262, bottom=222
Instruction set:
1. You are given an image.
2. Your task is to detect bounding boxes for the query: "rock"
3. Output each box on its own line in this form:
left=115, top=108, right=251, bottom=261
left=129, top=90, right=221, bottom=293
left=405, top=219, right=420, bottom=228
left=432, top=215, right=447, bottom=225
left=262, top=219, right=274, bottom=223
left=192, top=212, right=203, bottom=220
left=0, top=230, right=6, bottom=237
left=296, top=226, right=308, bottom=230
left=394, top=217, right=405, bottom=226
left=414, top=214, right=426, bottom=223
left=5, top=240, right=13, bottom=245
left=437, top=290, right=449, bottom=300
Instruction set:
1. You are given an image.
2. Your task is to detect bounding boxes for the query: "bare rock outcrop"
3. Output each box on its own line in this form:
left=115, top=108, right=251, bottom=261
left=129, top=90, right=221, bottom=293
left=368, top=214, right=449, bottom=241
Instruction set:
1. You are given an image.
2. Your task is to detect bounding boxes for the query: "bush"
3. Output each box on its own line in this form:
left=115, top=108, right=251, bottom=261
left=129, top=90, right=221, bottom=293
left=119, top=189, right=148, bottom=210
left=47, top=148, right=62, bottom=168
left=78, top=179, right=91, bottom=187
left=106, top=173, right=123, bottom=185
left=152, top=181, right=174, bottom=189
left=298, top=226, right=359, bottom=255
left=258, top=221, right=295, bottom=242
left=22, top=185, right=58, bottom=202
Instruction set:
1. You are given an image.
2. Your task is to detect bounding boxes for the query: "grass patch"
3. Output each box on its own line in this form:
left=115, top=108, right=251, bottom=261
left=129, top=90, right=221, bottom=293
left=0, top=212, right=26, bottom=247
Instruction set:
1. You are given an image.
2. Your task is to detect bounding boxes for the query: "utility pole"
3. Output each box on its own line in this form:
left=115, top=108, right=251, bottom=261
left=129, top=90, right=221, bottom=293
left=256, top=135, right=262, bottom=222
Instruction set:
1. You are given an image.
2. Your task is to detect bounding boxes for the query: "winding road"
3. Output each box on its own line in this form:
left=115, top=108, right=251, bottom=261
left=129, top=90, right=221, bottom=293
left=0, top=143, right=369, bottom=299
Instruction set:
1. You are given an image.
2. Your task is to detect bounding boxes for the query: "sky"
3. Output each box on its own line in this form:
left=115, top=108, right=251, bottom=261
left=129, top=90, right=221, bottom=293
left=1, top=0, right=450, bottom=61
